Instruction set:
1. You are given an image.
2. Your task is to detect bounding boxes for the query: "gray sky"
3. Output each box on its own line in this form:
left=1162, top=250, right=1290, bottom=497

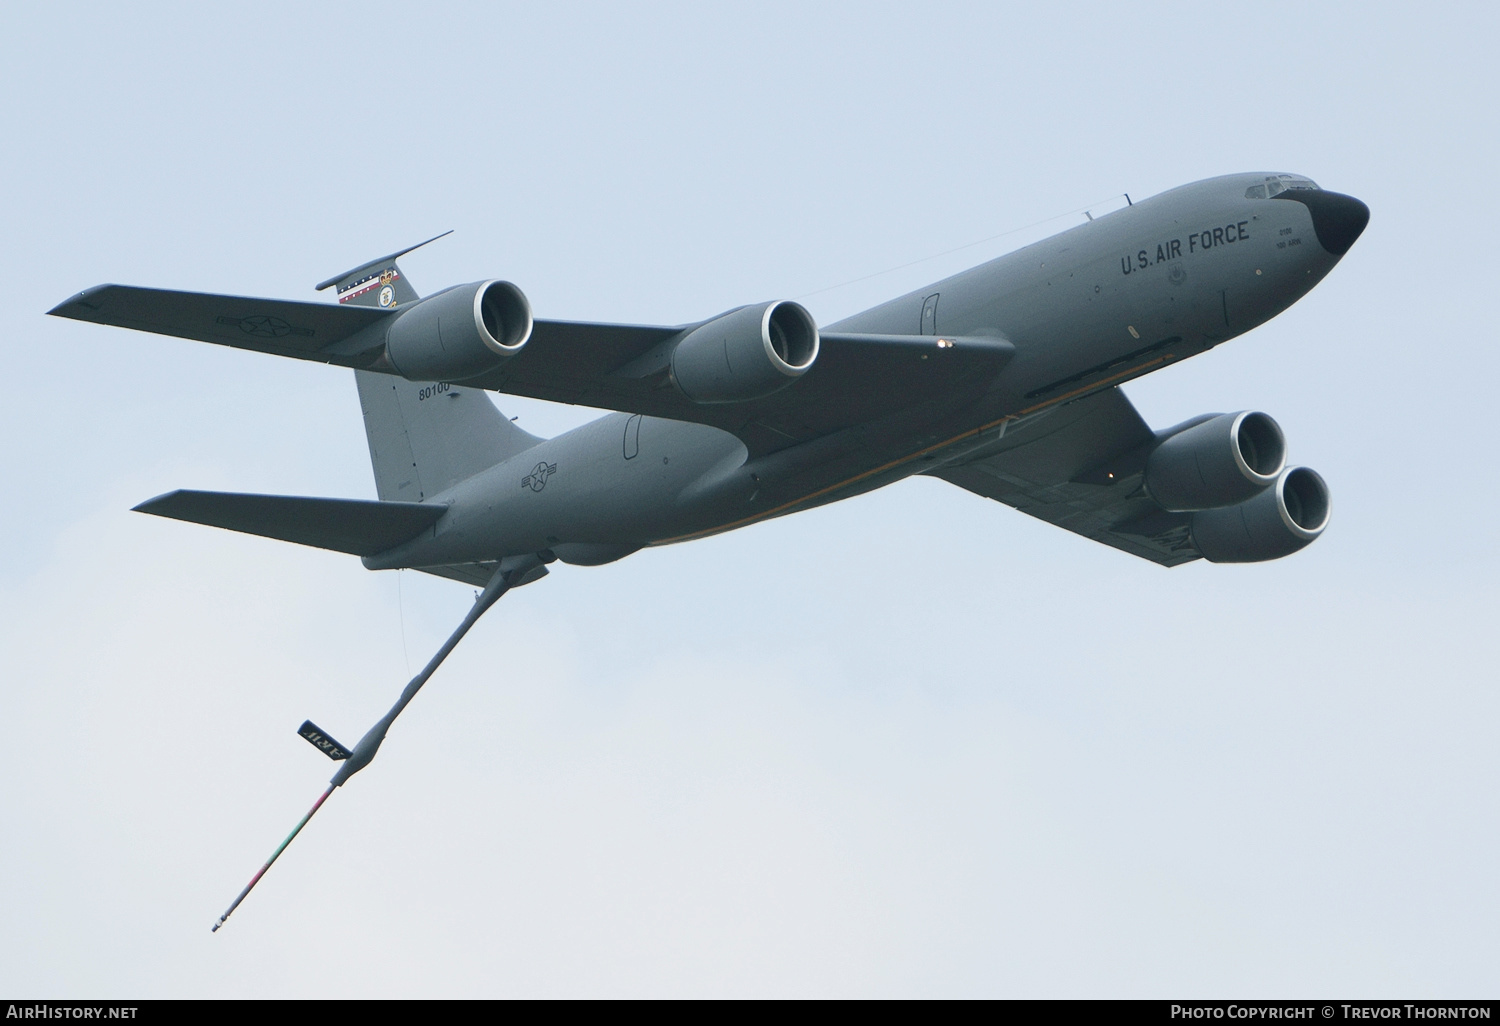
left=2, top=0, right=1496, bottom=998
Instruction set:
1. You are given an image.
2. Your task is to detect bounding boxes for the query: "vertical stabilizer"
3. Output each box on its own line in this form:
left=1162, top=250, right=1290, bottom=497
left=324, top=238, right=544, bottom=501
left=354, top=371, right=542, bottom=500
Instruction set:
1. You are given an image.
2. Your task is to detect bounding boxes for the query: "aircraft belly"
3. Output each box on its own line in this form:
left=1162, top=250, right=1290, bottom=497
left=369, top=415, right=748, bottom=567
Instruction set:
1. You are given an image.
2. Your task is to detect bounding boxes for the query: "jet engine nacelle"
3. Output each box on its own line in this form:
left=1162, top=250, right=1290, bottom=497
left=670, top=301, right=819, bottom=404
left=384, top=280, right=533, bottom=382
left=1190, top=466, right=1331, bottom=563
left=1144, top=411, right=1286, bottom=511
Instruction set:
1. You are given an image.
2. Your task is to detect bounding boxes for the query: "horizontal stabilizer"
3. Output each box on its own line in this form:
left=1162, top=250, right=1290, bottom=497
left=48, top=286, right=389, bottom=366
left=315, top=231, right=453, bottom=292
left=133, top=490, right=446, bottom=556
left=298, top=721, right=352, bottom=761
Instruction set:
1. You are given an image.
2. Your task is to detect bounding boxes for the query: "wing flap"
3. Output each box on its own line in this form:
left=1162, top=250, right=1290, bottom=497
left=926, top=387, right=1201, bottom=567
left=133, top=490, right=446, bottom=556
left=468, top=318, right=687, bottom=406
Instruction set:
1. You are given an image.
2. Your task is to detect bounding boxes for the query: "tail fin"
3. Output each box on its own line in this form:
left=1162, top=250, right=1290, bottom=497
left=354, top=372, right=543, bottom=501
left=321, top=236, right=544, bottom=501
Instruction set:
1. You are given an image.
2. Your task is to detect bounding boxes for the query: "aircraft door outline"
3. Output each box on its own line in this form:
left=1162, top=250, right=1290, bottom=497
left=920, top=293, right=939, bottom=335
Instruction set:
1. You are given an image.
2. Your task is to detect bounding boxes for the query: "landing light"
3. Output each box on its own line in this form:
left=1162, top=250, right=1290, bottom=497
left=936, top=338, right=955, bottom=348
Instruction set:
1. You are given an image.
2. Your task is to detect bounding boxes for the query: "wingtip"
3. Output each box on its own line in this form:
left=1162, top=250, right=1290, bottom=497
left=46, top=284, right=116, bottom=318
left=131, top=489, right=185, bottom=514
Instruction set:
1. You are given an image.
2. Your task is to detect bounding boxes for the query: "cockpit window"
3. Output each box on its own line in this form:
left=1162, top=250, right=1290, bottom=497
left=1245, top=174, right=1321, bottom=200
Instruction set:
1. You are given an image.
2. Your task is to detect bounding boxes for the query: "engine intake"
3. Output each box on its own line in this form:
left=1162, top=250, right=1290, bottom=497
left=1191, top=466, right=1331, bottom=563
left=1144, top=411, right=1286, bottom=511
left=670, top=301, right=819, bottom=404
left=384, top=280, right=532, bottom=382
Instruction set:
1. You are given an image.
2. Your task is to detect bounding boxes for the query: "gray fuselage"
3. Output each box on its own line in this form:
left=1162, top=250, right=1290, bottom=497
left=365, top=173, right=1361, bottom=572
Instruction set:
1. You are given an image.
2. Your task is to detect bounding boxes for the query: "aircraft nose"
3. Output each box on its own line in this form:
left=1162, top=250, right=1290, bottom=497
left=1275, top=190, right=1370, bottom=256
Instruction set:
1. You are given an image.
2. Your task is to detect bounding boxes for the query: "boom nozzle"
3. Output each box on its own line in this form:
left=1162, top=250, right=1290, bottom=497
left=212, top=784, right=336, bottom=932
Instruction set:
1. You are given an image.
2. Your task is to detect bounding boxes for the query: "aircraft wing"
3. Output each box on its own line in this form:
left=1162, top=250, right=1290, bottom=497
left=465, top=324, right=1013, bottom=457
left=50, top=287, right=1013, bottom=458
left=48, top=285, right=391, bottom=361
left=924, top=387, right=1201, bottom=567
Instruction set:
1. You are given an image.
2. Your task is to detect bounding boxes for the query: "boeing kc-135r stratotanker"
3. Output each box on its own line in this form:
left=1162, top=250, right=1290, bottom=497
left=50, top=172, right=1369, bottom=929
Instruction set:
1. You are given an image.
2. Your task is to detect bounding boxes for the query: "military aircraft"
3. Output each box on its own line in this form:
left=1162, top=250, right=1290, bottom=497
left=49, top=172, right=1368, bottom=928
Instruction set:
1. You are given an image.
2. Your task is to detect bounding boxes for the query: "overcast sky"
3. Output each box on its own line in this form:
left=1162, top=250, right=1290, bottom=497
left=2, top=1, right=1496, bottom=998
